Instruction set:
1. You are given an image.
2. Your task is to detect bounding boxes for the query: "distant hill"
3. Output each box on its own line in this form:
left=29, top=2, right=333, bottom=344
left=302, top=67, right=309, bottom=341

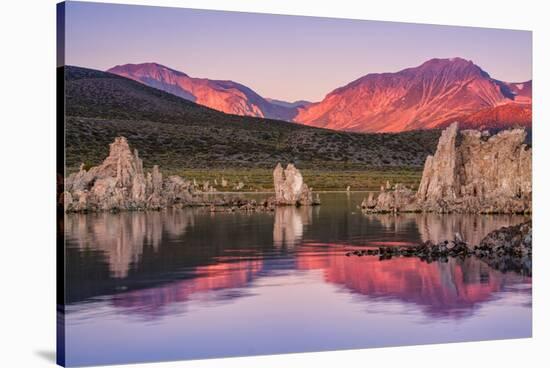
left=64, top=65, right=441, bottom=171
left=265, top=98, right=312, bottom=109
left=107, top=62, right=299, bottom=121
left=295, top=58, right=532, bottom=132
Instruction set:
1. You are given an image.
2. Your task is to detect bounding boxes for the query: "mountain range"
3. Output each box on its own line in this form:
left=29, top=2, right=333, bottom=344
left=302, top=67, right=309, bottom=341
left=296, top=58, right=531, bottom=132
left=107, top=58, right=531, bottom=133
left=107, top=63, right=301, bottom=121
left=64, top=65, right=440, bottom=171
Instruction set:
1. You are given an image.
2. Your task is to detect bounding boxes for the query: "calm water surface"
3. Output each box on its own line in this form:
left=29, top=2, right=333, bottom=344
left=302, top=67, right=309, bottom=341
left=62, top=193, right=531, bottom=366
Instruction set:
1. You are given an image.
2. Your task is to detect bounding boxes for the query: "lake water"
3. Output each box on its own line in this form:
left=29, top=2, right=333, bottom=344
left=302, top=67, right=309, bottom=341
left=61, top=192, right=532, bottom=367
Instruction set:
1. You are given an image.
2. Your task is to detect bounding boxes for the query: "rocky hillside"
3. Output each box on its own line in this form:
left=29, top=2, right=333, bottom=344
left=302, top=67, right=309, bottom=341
left=107, top=62, right=299, bottom=121
left=445, top=103, right=532, bottom=130
left=295, top=58, right=532, bottom=132
left=64, top=66, right=441, bottom=171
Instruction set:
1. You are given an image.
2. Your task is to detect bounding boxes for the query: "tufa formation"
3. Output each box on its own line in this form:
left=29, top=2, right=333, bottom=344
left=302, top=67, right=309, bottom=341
left=363, top=122, right=531, bottom=213
left=63, top=137, right=197, bottom=212
left=273, top=163, right=320, bottom=206
left=62, top=137, right=321, bottom=212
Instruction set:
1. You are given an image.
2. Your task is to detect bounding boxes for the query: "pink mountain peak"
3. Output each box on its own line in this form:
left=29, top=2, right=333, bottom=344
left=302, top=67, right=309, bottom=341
left=107, top=62, right=299, bottom=121
left=296, top=58, right=531, bottom=132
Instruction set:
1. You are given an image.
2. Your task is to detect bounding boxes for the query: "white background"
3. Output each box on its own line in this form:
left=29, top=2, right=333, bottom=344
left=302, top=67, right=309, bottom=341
left=0, top=0, right=548, bottom=367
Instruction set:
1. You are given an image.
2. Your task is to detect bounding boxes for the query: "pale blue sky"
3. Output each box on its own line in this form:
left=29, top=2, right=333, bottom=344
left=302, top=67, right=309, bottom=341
left=64, top=1, right=532, bottom=102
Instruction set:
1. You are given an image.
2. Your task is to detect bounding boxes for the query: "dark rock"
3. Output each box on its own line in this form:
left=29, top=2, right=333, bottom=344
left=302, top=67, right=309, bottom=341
left=344, top=221, right=531, bottom=275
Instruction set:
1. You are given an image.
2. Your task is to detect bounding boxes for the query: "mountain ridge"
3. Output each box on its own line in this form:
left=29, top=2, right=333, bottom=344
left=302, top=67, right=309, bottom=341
left=295, top=57, right=531, bottom=132
left=107, top=62, right=299, bottom=121
left=106, top=58, right=531, bottom=133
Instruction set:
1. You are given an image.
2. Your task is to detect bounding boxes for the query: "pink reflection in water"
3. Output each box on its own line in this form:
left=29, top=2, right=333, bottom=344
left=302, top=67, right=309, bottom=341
left=107, top=246, right=530, bottom=320
left=112, top=259, right=263, bottom=317
left=296, top=245, right=531, bottom=318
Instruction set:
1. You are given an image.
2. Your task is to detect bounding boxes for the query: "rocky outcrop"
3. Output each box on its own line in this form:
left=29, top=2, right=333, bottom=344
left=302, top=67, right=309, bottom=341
left=474, top=221, right=532, bottom=274
left=361, top=184, right=417, bottom=213
left=365, top=123, right=531, bottom=214
left=62, top=138, right=321, bottom=213
left=416, top=123, right=531, bottom=213
left=63, top=137, right=202, bottom=212
left=273, top=163, right=320, bottom=206
left=361, top=193, right=377, bottom=210
left=65, top=137, right=157, bottom=211
left=345, top=221, right=532, bottom=275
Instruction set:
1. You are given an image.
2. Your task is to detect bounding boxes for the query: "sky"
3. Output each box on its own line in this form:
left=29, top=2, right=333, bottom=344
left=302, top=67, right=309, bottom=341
left=63, top=1, right=532, bottom=102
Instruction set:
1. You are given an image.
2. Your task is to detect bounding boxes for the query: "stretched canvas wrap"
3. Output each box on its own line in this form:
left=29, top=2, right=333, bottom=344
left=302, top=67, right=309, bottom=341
left=56, top=1, right=533, bottom=366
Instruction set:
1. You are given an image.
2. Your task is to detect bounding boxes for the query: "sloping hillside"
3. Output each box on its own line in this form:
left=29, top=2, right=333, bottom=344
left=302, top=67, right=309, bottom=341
left=107, top=62, right=298, bottom=120
left=64, top=66, right=441, bottom=171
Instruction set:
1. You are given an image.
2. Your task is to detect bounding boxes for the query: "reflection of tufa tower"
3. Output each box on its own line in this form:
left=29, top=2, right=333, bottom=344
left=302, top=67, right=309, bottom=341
left=365, top=212, right=526, bottom=245
left=65, top=210, right=194, bottom=278
left=273, top=206, right=312, bottom=248
left=415, top=213, right=526, bottom=245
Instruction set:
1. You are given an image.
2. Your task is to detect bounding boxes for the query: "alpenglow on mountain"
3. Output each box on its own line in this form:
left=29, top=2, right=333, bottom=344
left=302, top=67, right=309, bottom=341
left=107, top=63, right=301, bottom=121
left=108, top=58, right=531, bottom=133
left=295, top=58, right=531, bottom=132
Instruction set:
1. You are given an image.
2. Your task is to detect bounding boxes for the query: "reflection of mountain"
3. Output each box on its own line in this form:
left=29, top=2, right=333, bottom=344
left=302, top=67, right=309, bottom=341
left=296, top=250, right=530, bottom=318
left=64, top=201, right=530, bottom=318
left=273, top=206, right=312, bottom=248
left=106, top=243, right=529, bottom=320
left=112, top=259, right=263, bottom=318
